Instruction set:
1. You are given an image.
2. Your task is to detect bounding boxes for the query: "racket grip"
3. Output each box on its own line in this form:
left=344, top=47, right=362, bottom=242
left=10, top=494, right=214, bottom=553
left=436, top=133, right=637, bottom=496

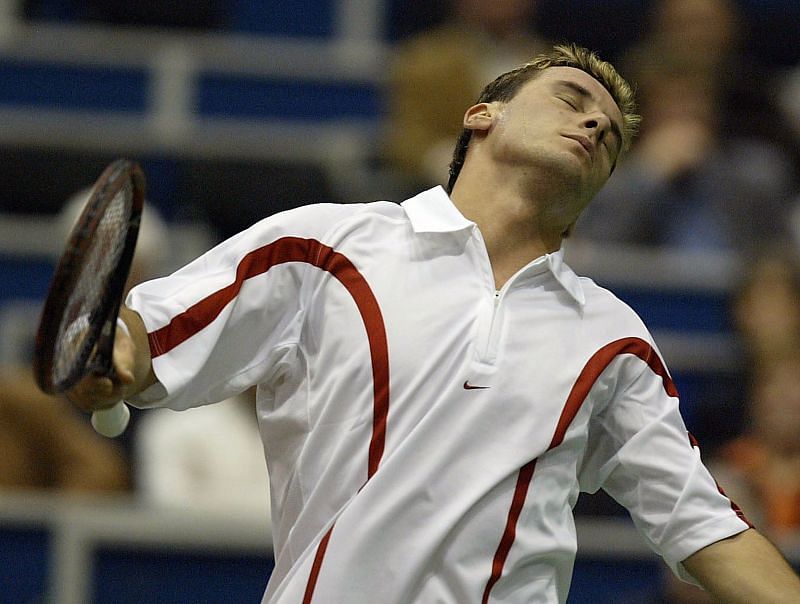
left=91, top=401, right=130, bottom=438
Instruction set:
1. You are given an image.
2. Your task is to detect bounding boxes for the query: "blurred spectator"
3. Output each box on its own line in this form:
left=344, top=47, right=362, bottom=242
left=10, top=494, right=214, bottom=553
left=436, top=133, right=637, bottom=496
left=0, top=186, right=172, bottom=493
left=0, top=186, right=173, bottom=494
left=779, top=67, right=800, bottom=163
left=629, top=0, right=740, bottom=77
left=732, top=252, right=800, bottom=370
left=383, top=0, right=549, bottom=191
left=135, top=388, right=270, bottom=517
left=576, top=0, right=796, bottom=254
left=707, top=252, right=800, bottom=544
left=0, top=366, right=129, bottom=492
left=779, top=68, right=800, bottom=216
left=711, top=354, right=800, bottom=542
left=623, top=0, right=775, bottom=139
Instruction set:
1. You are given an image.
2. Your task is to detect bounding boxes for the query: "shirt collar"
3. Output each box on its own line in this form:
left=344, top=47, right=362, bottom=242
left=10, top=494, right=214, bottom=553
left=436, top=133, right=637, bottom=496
left=401, top=186, right=585, bottom=306
left=402, top=186, right=475, bottom=233
left=538, top=248, right=586, bottom=307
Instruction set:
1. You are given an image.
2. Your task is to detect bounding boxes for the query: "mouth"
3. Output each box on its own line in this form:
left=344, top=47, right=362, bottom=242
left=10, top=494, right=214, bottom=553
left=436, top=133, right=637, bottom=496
left=563, top=134, right=594, bottom=160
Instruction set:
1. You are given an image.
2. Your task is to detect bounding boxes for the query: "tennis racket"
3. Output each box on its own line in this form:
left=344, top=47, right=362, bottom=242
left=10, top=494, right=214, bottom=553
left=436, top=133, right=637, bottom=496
left=33, top=159, right=145, bottom=437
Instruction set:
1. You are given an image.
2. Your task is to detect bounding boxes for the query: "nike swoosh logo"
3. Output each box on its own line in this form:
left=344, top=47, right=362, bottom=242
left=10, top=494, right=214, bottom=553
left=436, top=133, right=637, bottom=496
left=463, top=381, right=490, bottom=390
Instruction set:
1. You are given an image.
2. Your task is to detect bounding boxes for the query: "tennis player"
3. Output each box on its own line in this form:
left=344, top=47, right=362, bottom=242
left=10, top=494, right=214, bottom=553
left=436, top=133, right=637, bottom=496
left=68, top=45, right=800, bottom=603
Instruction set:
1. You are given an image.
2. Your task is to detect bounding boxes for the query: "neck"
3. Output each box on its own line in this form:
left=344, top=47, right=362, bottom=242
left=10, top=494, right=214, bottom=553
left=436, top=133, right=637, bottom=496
left=450, top=167, right=566, bottom=289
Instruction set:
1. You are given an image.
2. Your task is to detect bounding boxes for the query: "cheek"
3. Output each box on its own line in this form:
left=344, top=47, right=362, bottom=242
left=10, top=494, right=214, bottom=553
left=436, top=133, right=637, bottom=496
left=491, top=107, right=542, bottom=158
left=493, top=110, right=511, bottom=140
left=498, top=104, right=551, bottom=140
left=495, top=106, right=528, bottom=142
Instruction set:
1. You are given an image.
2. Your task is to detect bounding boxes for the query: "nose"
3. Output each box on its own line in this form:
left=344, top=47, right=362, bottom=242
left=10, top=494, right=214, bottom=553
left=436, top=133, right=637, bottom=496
left=582, top=112, right=611, bottom=143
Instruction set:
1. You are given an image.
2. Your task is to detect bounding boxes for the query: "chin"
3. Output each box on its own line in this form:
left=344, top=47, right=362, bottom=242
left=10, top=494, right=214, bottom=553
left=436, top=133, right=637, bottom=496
left=530, top=152, right=581, bottom=182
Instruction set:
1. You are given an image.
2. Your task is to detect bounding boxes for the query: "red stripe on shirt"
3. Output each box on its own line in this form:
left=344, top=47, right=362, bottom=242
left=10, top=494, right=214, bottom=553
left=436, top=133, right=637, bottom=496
left=482, top=337, right=676, bottom=602
left=688, top=432, right=753, bottom=527
left=550, top=337, right=677, bottom=450
left=481, top=459, right=537, bottom=604
left=303, top=524, right=334, bottom=604
left=146, top=236, right=390, bottom=601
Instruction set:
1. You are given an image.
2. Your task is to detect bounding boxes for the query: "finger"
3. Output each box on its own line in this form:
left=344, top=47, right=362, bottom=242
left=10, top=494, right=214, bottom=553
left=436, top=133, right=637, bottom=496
left=66, top=374, right=120, bottom=412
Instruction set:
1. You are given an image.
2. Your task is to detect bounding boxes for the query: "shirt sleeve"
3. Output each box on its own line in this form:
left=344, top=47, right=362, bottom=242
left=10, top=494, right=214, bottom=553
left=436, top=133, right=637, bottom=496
left=125, top=204, right=344, bottom=411
left=578, top=350, right=751, bottom=583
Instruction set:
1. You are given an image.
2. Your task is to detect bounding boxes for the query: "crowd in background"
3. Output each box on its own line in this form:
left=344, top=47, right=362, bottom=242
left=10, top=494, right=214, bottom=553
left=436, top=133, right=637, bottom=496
left=2, top=1, right=800, bottom=593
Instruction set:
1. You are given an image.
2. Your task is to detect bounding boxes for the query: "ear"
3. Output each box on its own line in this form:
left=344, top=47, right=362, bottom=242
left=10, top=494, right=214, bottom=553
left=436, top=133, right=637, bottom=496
left=463, top=102, right=497, bottom=132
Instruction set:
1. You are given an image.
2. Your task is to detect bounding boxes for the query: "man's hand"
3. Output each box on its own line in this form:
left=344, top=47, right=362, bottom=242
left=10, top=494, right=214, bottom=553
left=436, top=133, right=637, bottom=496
left=65, top=307, right=155, bottom=412
left=683, top=528, right=800, bottom=603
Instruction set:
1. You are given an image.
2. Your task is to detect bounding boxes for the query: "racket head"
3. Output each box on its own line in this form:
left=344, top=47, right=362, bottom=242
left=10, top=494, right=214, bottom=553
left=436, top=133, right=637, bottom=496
left=33, top=159, right=145, bottom=394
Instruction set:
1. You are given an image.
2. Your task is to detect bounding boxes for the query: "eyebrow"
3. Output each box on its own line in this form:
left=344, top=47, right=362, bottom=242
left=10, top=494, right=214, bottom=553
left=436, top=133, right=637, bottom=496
left=555, top=80, right=624, bottom=154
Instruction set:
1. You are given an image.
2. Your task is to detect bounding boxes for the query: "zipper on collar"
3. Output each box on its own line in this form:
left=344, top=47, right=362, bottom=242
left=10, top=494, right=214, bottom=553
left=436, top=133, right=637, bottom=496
left=476, top=287, right=507, bottom=365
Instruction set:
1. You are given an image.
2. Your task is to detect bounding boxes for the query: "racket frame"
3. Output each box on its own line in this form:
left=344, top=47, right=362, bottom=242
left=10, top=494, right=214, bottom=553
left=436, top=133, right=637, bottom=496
left=34, top=159, right=145, bottom=394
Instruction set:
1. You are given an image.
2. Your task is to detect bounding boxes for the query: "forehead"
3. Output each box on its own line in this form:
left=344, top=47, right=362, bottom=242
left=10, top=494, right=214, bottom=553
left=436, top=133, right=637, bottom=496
left=520, top=66, right=623, bottom=122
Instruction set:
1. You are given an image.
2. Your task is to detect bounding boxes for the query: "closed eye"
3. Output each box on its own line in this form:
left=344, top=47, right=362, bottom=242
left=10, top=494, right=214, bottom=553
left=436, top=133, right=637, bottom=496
left=558, top=96, right=578, bottom=110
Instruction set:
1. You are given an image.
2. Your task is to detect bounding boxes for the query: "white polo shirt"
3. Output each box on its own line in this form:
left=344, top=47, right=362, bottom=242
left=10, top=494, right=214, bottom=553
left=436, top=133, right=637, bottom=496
left=127, top=186, right=749, bottom=603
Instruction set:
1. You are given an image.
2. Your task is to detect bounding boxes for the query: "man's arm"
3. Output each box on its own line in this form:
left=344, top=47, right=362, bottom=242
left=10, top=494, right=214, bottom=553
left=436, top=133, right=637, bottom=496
left=683, top=528, right=800, bottom=602
left=66, top=307, right=156, bottom=411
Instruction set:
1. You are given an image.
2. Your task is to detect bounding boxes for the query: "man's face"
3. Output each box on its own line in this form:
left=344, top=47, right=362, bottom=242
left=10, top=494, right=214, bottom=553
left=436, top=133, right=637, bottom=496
left=481, top=66, right=625, bottom=219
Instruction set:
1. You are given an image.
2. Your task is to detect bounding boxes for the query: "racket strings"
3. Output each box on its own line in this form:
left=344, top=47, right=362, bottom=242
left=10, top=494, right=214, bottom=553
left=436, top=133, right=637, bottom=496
left=52, top=182, right=132, bottom=384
